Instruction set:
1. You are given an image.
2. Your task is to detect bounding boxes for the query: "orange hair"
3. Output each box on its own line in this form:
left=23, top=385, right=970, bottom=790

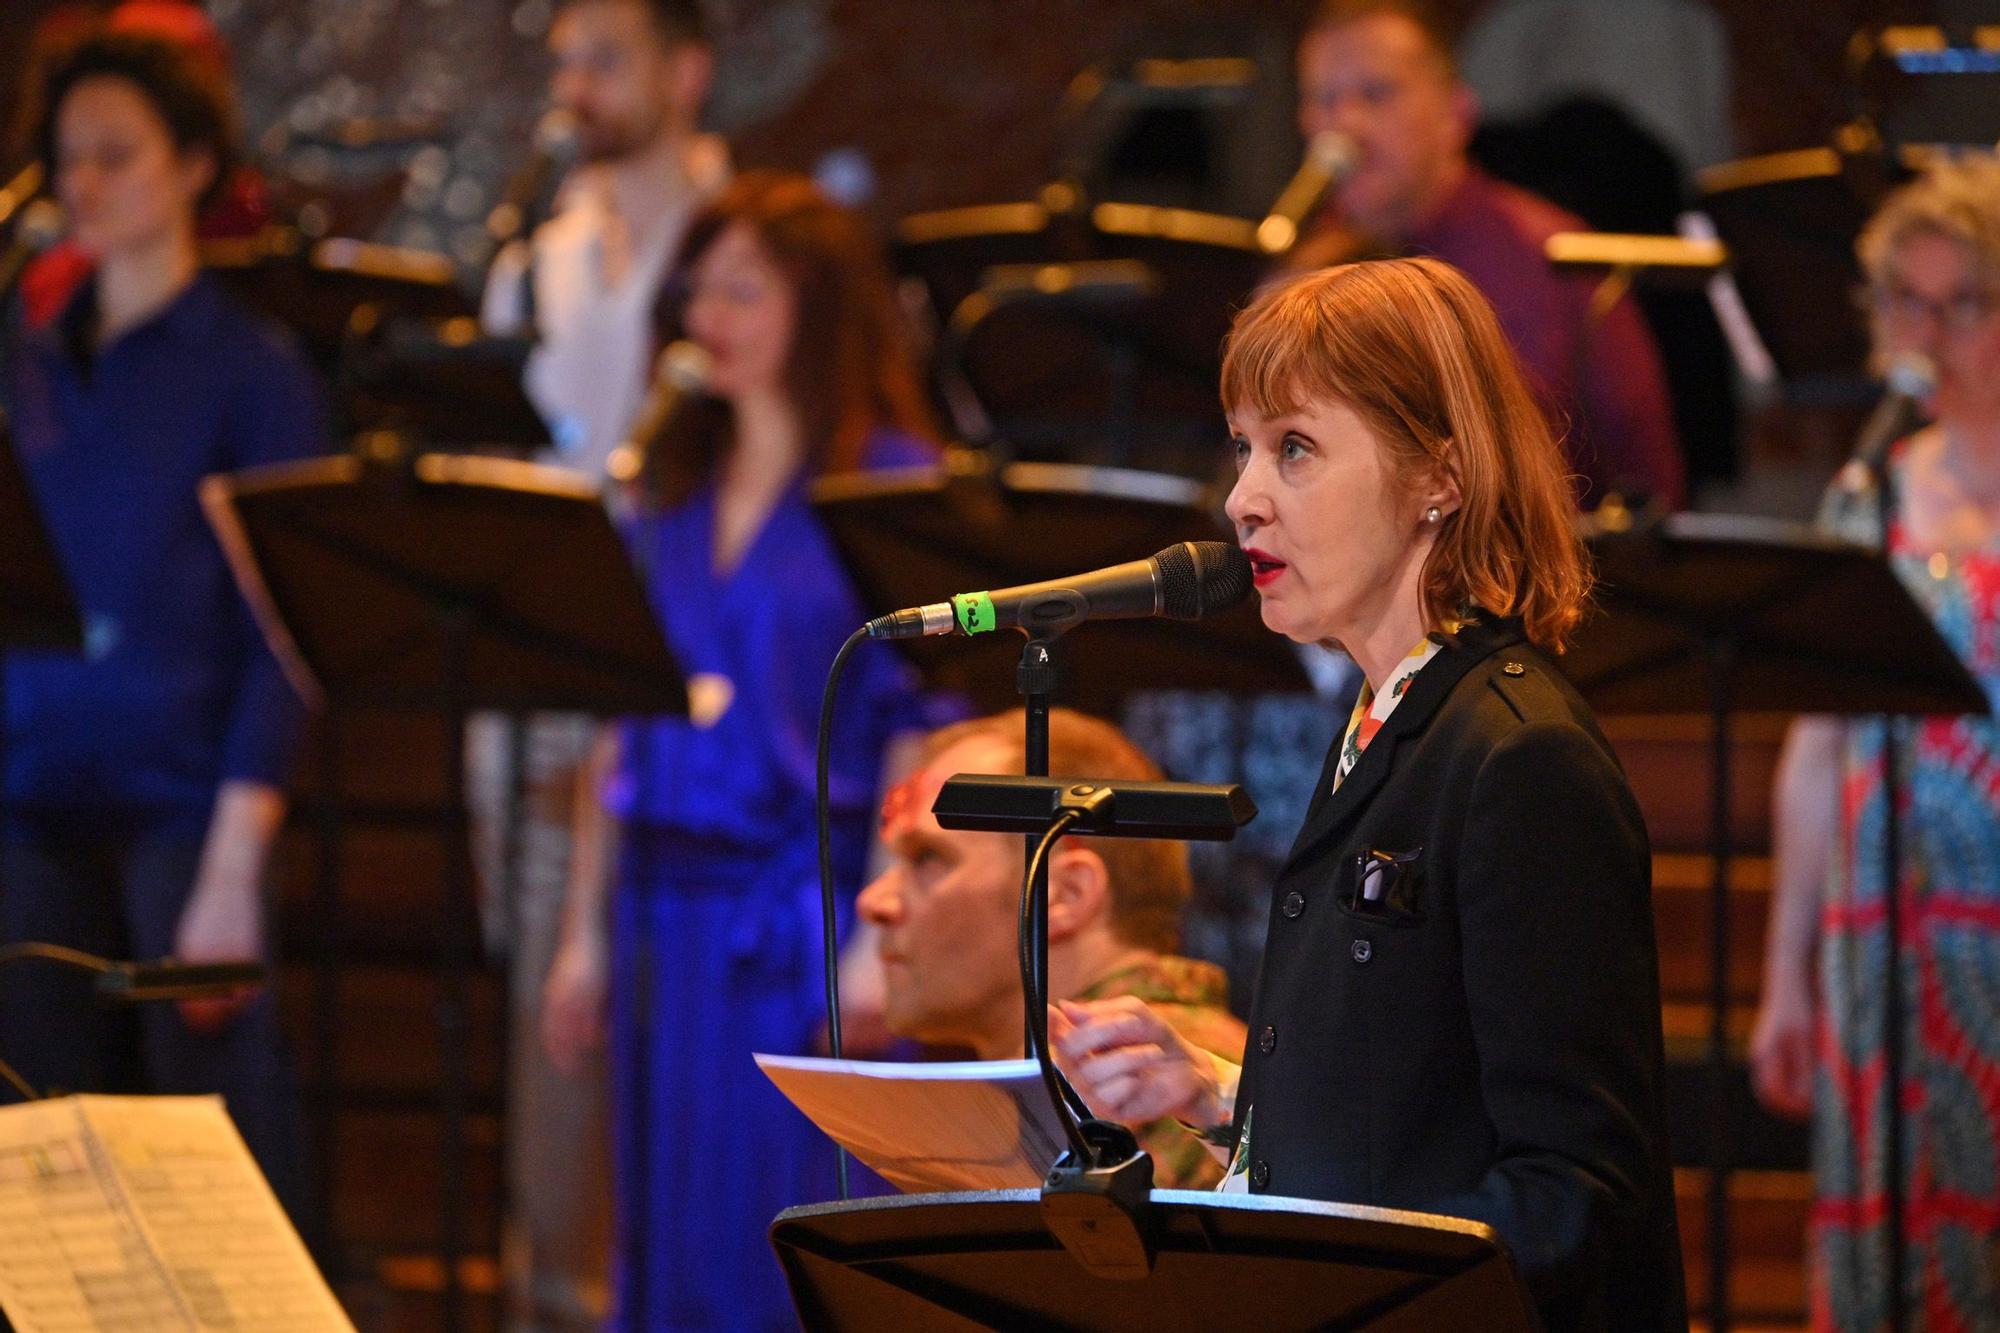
left=1220, top=257, right=1590, bottom=650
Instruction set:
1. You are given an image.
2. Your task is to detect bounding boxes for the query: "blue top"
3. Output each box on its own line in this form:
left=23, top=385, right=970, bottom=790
left=3, top=272, right=325, bottom=816
left=609, top=429, right=936, bottom=869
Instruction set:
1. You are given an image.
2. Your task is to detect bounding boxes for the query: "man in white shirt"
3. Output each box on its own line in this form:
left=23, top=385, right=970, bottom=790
left=482, top=0, right=728, bottom=476
left=471, top=3, right=727, bottom=1328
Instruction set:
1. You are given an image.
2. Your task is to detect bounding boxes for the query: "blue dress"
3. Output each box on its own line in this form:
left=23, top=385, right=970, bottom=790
left=605, top=429, right=932, bottom=1331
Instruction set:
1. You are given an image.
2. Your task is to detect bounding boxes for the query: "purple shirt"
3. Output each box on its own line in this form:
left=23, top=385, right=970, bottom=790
left=4, top=273, right=324, bottom=815
left=1400, top=167, right=1685, bottom=509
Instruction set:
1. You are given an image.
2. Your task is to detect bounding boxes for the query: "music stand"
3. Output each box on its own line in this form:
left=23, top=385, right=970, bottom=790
left=811, top=457, right=1307, bottom=716
left=772, top=1189, right=1538, bottom=1331
left=0, top=413, right=82, bottom=656
left=1, top=409, right=83, bottom=911
left=1696, top=147, right=1906, bottom=401
left=339, top=313, right=550, bottom=453
left=894, top=201, right=1266, bottom=473
left=201, top=450, right=686, bottom=1332
left=1561, top=511, right=1987, bottom=1333
left=204, top=230, right=472, bottom=404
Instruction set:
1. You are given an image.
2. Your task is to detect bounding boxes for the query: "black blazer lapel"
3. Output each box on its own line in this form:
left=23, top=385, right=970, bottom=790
left=1278, top=619, right=1524, bottom=878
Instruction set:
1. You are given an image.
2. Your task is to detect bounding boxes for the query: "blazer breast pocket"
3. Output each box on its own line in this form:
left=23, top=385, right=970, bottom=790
left=1337, top=846, right=1427, bottom=926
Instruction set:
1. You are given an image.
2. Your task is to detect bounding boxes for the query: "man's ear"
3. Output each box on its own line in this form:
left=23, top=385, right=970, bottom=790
left=666, top=42, right=714, bottom=118
left=1046, top=844, right=1112, bottom=944
left=1448, top=83, right=1479, bottom=154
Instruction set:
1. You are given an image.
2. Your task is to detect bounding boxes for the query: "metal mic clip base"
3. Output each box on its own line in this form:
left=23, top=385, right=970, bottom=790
left=1041, top=1125, right=1155, bottom=1281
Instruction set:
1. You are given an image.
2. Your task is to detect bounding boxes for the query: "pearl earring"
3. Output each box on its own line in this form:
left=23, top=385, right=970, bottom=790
left=1425, top=505, right=1443, bottom=524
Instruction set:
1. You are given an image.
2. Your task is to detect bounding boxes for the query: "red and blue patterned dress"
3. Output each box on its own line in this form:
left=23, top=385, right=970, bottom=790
left=1813, top=457, right=2000, bottom=1331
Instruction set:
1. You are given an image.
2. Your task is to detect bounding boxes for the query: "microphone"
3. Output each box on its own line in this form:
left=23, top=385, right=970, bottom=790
left=1256, top=130, right=1359, bottom=255
left=0, top=198, right=64, bottom=306
left=1851, top=351, right=1937, bottom=477
left=866, top=540, right=1252, bottom=640
left=485, top=107, right=580, bottom=247
left=606, top=340, right=712, bottom=483
left=98, top=959, right=265, bottom=1002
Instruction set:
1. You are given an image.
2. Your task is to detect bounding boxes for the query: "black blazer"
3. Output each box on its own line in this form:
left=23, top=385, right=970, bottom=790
left=1233, top=617, right=1686, bottom=1332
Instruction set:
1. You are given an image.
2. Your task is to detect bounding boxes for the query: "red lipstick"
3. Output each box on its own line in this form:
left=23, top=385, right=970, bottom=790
left=1243, top=547, right=1287, bottom=588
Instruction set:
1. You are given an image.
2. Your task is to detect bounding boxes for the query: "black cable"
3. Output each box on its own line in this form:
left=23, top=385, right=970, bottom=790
left=0, top=944, right=112, bottom=1101
left=1018, top=809, right=1095, bottom=1169
left=0, top=1054, right=37, bottom=1102
left=816, top=625, right=871, bottom=1201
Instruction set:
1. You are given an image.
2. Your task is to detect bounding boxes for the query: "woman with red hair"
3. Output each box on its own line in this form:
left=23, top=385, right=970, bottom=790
left=539, top=170, right=940, bottom=1331
left=1056, top=257, right=1686, bottom=1332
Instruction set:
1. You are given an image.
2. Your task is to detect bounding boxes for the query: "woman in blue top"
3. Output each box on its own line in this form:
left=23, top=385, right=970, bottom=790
left=540, top=171, right=938, bottom=1331
left=0, top=33, right=322, bottom=1205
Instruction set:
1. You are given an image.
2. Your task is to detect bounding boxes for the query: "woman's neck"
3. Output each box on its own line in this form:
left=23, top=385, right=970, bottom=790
left=94, top=228, right=199, bottom=346
left=1338, top=552, right=1437, bottom=694
left=1940, top=418, right=2000, bottom=505
left=726, top=390, right=805, bottom=480
left=709, top=390, right=805, bottom=575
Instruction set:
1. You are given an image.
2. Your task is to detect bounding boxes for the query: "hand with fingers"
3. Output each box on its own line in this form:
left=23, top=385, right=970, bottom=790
left=1748, top=968, right=1815, bottom=1121
left=1050, top=994, right=1231, bottom=1130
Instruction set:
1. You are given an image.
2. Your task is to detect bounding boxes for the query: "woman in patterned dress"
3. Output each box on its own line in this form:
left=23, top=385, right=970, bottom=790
left=1752, top=154, right=2000, bottom=1332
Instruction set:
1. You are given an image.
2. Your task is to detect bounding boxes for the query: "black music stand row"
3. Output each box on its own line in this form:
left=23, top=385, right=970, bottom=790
left=0, top=412, right=83, bottom=925
left=200, top=450, right=686, bottom=1332
left=893, top=202, right=1268, bottom=471
left=0, top=413, right=82, bottom=655
left=811, top=457, right=1308, bottom=716
left=1561, top=510, right=1988, bottom=1333
left=772, top=1189, right=1538, bottom=1332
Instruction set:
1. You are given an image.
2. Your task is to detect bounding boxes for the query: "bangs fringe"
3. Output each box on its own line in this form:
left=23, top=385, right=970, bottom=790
left=1221, top=283, right=1348, bottom=420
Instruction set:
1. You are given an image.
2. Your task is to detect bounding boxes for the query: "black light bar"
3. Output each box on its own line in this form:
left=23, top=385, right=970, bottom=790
left=932, top=774, right=1256, bottom=841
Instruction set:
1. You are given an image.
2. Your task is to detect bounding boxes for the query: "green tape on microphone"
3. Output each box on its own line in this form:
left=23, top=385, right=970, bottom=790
left=952, top=591, right=997, bottom=635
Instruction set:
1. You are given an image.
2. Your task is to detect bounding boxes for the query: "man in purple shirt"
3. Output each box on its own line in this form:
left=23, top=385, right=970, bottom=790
left=1288, top=0, right=1686, bottom=510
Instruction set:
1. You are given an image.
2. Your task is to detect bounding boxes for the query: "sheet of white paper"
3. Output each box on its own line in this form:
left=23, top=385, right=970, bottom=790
left=0, top=1095, right=353, bottom=1332
left=755, top=1055, right=1072, bottom=1193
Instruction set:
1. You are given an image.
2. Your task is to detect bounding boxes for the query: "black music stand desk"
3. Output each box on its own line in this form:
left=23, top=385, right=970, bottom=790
left=0, top=413, right=82, bottom=655
left=1562, top=510, right=1987, bottom=1333
left=772, top=1189, right=1537, bottom=1331
left=200, top=450, right=686, bottom=1331
left=1, top=411, right=83, bottom=912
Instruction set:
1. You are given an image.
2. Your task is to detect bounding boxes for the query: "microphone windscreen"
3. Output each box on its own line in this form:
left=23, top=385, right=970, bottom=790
left=16, top=198, right=64, bottom=253
left=1155, top=541, right=1252, bottom=620
left=1884, top=351, right=1936, bottom=401
left=1307, top=129, right=1359, bottom=180
left=534, top=107, right=580, bottom=160
left=657, top=338, right=712, bottom=392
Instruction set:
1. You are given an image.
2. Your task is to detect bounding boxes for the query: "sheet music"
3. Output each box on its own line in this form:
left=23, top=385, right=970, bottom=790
left=0, top=1095, right=352, bottom=1332
left=755, top=1054, right=1070, bottom=1193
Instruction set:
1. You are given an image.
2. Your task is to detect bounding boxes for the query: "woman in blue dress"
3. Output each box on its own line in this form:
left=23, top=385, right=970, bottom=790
left=539, top=170, right=939, bottom=1330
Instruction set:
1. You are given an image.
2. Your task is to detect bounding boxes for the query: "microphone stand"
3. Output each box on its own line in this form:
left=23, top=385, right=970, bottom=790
left=0, top=944, right=266, bottom=1101
left=1010, top=631, right=1158, bottom=1279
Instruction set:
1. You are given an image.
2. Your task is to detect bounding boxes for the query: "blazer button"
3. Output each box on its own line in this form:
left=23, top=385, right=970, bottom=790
left=1250, top=1159, right=1270, bottom=1190
left=1258, top=1025, right=1277, bottom=1055
left=1281, top=891, right=1306, bottom=919
left=1502, top=660, right=1526, bottom=676
left=1351, top=938, right=1373, bottom=963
